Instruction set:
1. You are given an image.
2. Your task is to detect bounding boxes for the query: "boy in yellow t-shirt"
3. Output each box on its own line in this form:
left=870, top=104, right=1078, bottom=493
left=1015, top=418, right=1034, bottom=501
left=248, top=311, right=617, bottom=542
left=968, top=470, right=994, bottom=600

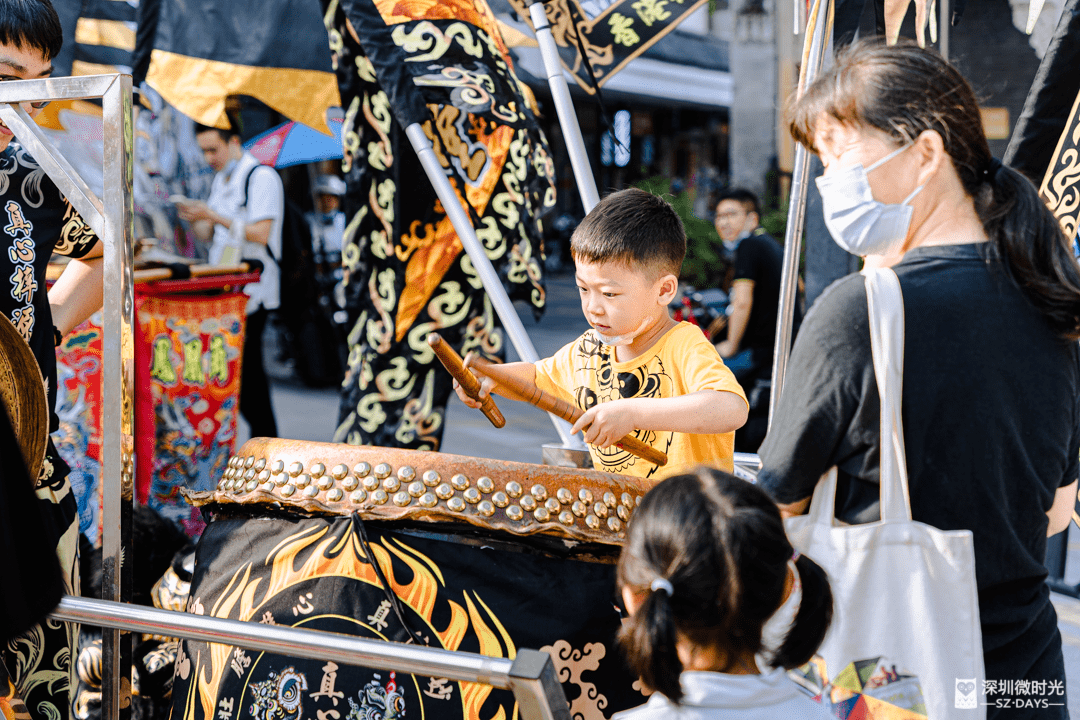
left=456, top=188, right=748, bottom=479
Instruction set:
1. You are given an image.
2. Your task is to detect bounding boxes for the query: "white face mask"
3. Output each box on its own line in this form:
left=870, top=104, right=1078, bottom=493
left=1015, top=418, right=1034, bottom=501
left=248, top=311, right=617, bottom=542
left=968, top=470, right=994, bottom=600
left=594, top=316, right=653, bottom=347
left=815, top=142, right=924, bottom=257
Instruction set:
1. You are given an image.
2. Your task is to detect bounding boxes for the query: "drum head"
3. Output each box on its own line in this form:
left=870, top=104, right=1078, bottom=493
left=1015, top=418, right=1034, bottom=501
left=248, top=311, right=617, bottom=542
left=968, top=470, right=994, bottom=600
left=0, top=313, right=47, bottom=484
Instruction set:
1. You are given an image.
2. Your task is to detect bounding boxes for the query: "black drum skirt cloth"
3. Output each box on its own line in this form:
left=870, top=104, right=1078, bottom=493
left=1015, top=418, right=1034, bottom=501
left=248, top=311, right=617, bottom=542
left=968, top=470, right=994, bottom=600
left=171, top=439, right=652, bottom=720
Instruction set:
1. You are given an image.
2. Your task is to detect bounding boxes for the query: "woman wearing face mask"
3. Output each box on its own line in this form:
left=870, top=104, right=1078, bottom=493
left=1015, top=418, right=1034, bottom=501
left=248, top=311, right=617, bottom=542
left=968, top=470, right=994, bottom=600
left=757, top=39, right=1080, bottom=719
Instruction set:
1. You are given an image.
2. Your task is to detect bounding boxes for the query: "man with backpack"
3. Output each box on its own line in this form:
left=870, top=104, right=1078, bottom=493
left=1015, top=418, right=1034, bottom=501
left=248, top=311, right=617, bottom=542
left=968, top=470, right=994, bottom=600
left=177, top=118, right=282, bottom=437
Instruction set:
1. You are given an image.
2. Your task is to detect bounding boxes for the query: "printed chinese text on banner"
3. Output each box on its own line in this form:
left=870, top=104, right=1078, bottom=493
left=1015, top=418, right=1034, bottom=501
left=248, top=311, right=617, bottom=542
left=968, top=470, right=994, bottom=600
left=506, top=0, right=708, bottom=93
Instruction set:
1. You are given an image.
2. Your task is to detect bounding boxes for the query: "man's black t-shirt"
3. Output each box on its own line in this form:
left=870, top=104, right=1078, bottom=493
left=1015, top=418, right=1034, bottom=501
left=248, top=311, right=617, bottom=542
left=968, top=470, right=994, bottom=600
left=732, top=231, right=785, bottom=361
left=758, top=243, right=1080, bottom=684
left=0, top=142, right=99, bottom=483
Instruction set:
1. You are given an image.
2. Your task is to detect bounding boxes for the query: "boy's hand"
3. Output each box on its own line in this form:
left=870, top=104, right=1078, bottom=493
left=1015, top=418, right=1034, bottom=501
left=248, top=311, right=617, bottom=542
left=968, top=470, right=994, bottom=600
left=453, top=353, right=497, bottom=409
left=571, top=399, right=640, bottom=448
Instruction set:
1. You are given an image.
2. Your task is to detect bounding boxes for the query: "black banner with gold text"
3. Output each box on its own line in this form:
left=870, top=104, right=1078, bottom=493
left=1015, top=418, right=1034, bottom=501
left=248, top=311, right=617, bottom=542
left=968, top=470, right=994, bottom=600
left=507, top=0, right=708, bottom=93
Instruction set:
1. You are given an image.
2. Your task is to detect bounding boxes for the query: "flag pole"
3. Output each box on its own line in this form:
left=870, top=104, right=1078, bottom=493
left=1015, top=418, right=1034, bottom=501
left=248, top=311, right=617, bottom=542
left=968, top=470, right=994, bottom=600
left=527, top=2, right=600, bottom=213
left=768, top=0, right=833, bottom=428
left=404, top=123, right=585, bottom=449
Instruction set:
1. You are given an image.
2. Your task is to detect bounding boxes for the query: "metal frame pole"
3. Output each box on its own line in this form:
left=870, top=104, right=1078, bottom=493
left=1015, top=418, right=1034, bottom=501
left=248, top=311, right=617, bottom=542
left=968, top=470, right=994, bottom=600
left=527, top=1, right=601, bottom=213
left=101, top=73, right=136, bottom=720
left=404, top=123, right=582, bottom=448
left=939, top=0, right=950, bottom=60
left=0, top=73, right=135, bottom=720
left=768, top=0, right=832, bottom=427
left=53, top=597, right=571, bottom=720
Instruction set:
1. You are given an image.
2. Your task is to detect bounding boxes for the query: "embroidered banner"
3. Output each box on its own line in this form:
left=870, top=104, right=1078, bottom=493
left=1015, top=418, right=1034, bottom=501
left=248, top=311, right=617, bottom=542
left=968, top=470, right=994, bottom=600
left=326, top=0, right=555, bottom=450
left=171, top=513, right=645, bottom=720
left=506, top=0, right=708, bottom=93
left=1038, top=88, right=1080, bottom=251
left=55, top=316, right=105, bottom=545
left=54, top=290, right=248, bottom=541
left=135, top=292, right=247, bottom=537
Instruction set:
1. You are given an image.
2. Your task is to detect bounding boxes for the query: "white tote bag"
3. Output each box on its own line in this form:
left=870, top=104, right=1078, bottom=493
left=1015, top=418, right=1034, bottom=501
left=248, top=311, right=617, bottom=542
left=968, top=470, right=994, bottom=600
left=785, top=267, right=985, bottom=719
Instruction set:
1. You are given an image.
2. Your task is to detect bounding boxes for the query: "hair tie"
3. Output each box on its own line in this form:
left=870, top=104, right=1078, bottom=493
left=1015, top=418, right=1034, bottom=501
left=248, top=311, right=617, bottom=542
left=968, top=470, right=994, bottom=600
left=650, top=578, right=674, bottom=596
left=982, top=157, right=1003, bottom=179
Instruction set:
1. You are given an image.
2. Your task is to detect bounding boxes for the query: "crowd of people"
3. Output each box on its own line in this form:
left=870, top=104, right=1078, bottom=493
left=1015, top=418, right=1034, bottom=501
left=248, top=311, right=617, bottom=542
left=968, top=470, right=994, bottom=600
left=0, top=0, right=1077, bottom=717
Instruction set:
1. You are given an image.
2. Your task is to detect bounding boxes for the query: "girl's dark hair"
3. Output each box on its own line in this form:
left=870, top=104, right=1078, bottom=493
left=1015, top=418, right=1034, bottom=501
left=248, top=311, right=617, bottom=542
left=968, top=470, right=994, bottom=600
left=0, top=0, right=62, bottom=61
left=788, top=39, right=1080, bottom=342
left=616, top=468, right=832, bottom=703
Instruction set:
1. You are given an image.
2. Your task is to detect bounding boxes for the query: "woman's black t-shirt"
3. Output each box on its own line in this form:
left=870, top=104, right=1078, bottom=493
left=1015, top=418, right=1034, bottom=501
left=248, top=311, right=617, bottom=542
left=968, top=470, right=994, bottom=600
left=758, top=243, right=1080, bottom=676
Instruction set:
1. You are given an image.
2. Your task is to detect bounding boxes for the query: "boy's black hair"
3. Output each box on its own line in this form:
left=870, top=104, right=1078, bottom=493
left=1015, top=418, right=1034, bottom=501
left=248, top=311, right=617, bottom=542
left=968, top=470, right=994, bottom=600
left=714, top=187, right=761, bottom=217
left=617, top=467, right=833, bottom=704
left=571, top=188, right=685, bottom=276
left=0, top=0, right=63, bottom=61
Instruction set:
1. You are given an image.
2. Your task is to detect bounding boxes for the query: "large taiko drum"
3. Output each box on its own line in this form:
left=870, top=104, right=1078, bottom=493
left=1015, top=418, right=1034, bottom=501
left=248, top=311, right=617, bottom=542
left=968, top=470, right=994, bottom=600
left=172, top=439, right=652, bottom=720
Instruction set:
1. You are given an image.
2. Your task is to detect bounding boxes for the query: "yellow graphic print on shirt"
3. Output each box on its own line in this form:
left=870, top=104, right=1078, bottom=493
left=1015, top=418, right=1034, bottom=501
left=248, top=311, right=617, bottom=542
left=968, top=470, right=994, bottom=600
left=535, top=322, right=748, bottom=479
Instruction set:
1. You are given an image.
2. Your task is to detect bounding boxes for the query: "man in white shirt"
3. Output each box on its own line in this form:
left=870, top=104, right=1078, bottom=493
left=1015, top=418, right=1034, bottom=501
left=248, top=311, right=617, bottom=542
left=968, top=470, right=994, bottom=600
left=177, top=120, right=283, bottom=437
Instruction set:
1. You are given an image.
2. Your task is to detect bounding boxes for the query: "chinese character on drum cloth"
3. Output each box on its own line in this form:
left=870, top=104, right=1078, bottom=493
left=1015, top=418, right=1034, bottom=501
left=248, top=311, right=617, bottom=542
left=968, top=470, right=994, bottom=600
left=423, top=678, right=453, bottom=701
left=229, top=648, right=251, bottom=679
left=311, top=663, right=345, bottom=706
left=366, top=599, right=391, bottom=632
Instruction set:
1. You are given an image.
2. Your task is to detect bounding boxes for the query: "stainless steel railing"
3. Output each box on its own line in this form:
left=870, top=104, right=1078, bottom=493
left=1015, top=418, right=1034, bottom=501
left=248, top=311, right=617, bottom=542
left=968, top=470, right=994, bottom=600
left=54, top=597, right=570, bottom=720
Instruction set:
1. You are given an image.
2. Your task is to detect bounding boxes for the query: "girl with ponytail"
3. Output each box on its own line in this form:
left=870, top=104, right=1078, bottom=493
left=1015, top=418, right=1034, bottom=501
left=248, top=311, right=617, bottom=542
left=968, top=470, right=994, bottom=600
left=614, top=467, right=833, bottom=719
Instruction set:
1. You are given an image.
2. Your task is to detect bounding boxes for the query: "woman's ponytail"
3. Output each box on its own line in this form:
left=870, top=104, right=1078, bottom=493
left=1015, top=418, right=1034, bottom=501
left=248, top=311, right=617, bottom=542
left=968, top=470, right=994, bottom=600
left=618, top=586, right=684, bottom=702
left=771, top=554, right=833, bottom=670
left=976, top=163, right=1080, bottom=342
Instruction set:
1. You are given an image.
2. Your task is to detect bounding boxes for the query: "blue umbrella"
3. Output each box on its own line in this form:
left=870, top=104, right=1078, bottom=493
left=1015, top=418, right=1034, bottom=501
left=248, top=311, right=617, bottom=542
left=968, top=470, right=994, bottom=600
left=244, top=110, right=344, bottom=168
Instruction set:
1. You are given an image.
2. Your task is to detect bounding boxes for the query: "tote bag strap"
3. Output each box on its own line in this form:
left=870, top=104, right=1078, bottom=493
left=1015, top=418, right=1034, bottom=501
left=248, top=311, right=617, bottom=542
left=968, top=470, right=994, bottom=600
left=863, top=267, right=913, bottom=522
left=804, top=269, right=913, bottom=526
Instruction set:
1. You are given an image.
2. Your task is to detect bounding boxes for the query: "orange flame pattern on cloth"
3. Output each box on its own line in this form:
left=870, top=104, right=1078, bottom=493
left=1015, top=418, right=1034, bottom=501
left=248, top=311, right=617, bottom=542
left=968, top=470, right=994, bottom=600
left=180, top=521, right=513, bottom=720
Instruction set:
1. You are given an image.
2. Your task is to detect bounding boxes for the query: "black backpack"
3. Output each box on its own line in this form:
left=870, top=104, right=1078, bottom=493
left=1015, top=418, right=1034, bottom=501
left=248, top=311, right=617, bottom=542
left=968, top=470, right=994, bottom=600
left=242, top=165, right=345, bottom=387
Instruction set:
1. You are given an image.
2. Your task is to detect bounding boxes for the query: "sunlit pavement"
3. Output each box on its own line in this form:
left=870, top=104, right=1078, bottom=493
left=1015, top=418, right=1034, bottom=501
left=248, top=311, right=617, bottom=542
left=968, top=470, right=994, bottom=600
left=243, top=270, right=1080, bottom=717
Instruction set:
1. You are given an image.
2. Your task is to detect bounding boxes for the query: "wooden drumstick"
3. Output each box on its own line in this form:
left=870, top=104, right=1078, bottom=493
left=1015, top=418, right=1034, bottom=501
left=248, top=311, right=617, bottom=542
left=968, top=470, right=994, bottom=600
left=473, top=360, right=668, bottom=467
left=427, top=333, right=506, bottom=429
